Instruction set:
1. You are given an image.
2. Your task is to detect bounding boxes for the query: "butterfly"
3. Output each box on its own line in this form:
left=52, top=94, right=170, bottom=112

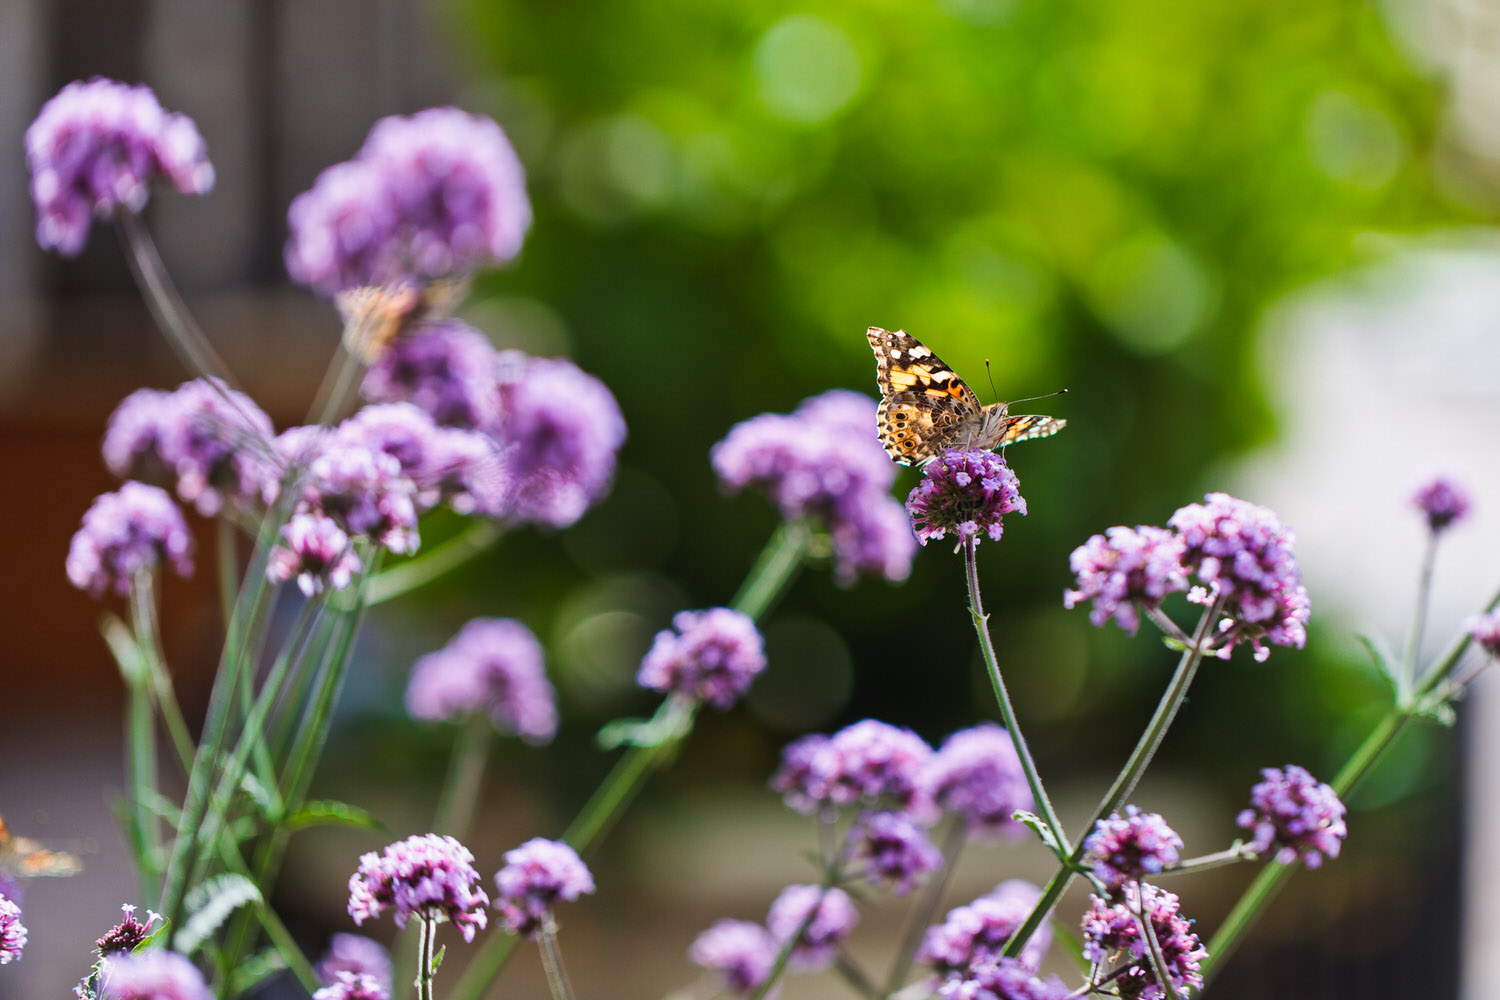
left=335, top=276, right=469, bottom=363
left=0, top=813, right=82, bottom=885
left=866, top=326, right=1066, bottom=466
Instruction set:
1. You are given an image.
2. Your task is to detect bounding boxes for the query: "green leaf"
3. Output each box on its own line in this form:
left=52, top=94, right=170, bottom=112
left=597, top=716, right=674, bottom=750
left=239, top=772, right=280, bottom=818
left=101, top=613, right=147, bottom=686
left=179, top=874, right=262, bottom=956
left=1013, top=810, right=1069, bottom=863
left=284, top=799, right=387, bottom=834
left=1356, top=632, right=1404, bottom=702
left=431, top=944, right=447, bottom=975
left=227, top=949, right=288, bottom=996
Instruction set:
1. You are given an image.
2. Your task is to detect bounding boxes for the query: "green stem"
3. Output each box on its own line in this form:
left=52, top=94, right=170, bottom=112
left=750, top=879, right=842, bottom=1000
left=836, top=951, right=882, bottom=1000
left=416, top=916, right=436, bottom=1000
left=732, top=519, right=812, bottom=620
left=125, top=668, right=158, bottom=899
left=884, top=819, right=965, bottom=995
left=1157, top=843, right=1253, bottom=878
left=962, top=537, right=1069, bottom=853
left=1135, top=891, right=1180, bottom=1000
left=309, top=343, right=363, bottom=426
left=537, top=923, right=578, bottom=1000
left=218, top=518, right=240, bottom=631
left=433, top=715, right=494, bottom=839
left=366, top=521, right=504, bottom=606
left=1403, top=531, right=1438, bottom=696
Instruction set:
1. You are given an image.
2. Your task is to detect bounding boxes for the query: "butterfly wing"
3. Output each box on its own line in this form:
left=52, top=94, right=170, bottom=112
left=992, top=412, right=1067, bottom=448
left=877, top=391, right=977, bottom=466
left=866, top=326, right=982, bottom=411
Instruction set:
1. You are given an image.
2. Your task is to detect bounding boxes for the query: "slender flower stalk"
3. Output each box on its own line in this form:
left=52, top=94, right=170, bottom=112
left=1402, top=530, right=1438, bottom=694
left=434, top=715, right=494, bottom=839
left=536, top=923, right=578, bottom=1000
left=885, top=819, right=966, bottom=994
left=748, top=880, right=842, bottom=1000
left=415, top=916, right=437, bottom=1000
left=366, top=521, right=504, bottom=605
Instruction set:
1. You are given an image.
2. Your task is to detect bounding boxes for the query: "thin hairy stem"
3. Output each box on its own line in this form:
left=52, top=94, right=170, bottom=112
left=1403, top=531, right=1439, bottom=692
left=537, top=922, right=579, bottom=1000
left=416, top=916, right=437, bottom=1000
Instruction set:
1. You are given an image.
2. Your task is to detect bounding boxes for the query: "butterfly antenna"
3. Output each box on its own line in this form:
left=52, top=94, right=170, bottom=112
left=984, top=359, right=999, bottom=400
left=1007, top=388, right=1069, bottom=406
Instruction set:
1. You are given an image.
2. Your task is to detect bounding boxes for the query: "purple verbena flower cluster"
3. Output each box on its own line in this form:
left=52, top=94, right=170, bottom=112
left=1081, top=806, right=1183, bottom=893
left=286, top=108, right=530, bottom=295
left=340, top=403, right=507, bottom=517
left=347, top=834, right=489, bottom=941
left=906, top=450, right=1026, bottom=548
left=636, top=608, right=767, bottom=710
left=492, top=837, right=595, bottom=937
left=1237, top=765, right=1346, bottom=868
left=97, top=950, right=212, bottom=1000
left=689, top=920, right=777, bottom=996
left=361, top=321, right=501, bottom=430
left=1063, top=526, right=1188, bottom=635
left=1412, top=475, right=1472, bottom=534
left=923, top=724, right=1033, bottom=839
left=95, top=905, right=160, bottom=956
left=771, top=720, right=934, bottom=815
left=937, top=957, right=1070, bottom=1000
left=27, top=78, right=213, bottom=255
left=315, top=934, right=392, bottom=995
left=1466, top=610, right=1500, bottom=658
left=266, top=513, right=361, bottom=597
left=918, top=880, right=1051, bottom=975
left=313, top=972, right=388, bottom=1000
left=712, top=390, right=916, bottom=584
left=1081, top=883, right=1206, bottom=1000
left=0, top=892, right=24, bottom=964
left=67, top=483, right=194, bottom=598
left=847, top=810, right=942, bottom=894
left=405, top=618, right=557, bottom=743
left=764, top=884, right=859, bottom=972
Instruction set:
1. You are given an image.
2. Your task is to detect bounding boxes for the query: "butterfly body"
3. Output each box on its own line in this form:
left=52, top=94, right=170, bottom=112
left=866, top=326, right=1065, bottom=466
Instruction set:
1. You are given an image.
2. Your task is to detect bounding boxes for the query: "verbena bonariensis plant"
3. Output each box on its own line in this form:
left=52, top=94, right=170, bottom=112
left=13, top=74, right=1496, bottom=1000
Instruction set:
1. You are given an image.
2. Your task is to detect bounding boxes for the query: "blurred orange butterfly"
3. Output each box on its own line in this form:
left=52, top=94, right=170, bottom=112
left=0, top=813, right=82, bottom=883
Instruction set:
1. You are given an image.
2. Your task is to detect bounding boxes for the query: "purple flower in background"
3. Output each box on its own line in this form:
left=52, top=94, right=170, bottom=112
left=689, top=920, right=777, bottom=996
left=302, top=443, right=420, bottom=554
left=906, top=450, right=1026, bottom=547
left=361, top=320, right=501, bottom=430
left=347, top=834, right=489, bottom=941
left=315, top=934, right=392, bottom=994
left=0, top=893, right=25, bottom=964
left=1064, top=526, right=1189, bottom=634
left=405, top=618, right=557, bottom=742
left=96, top=904, right=160, bottom=956
left=1081, top=806, right=1183, bottom=892
left=286, top=108, right=530, bottom=295
left=937, top=958, right=1070, bottom=1000
left=637, top=608, right=767, bottom=710
left=1168, top=493, right=1310, bottom=661
left=847, top=811, right=942, bottom=894
left=1468, top=610, right=1500, bottom=658
left=492, top=838, right=595, bottom=937
left=922, top=724, right=1033, bottom=839
left=266, top=513, right=361, bottom=597
left=1237, top=765, right=1346, bottom=868
left=27, top=77, right=213, bottom=256
left=918, top=880, right=1050, bottom=975
left=771, top=720, right=934, bottom=815
left=828, top=495, right=919, bottom=586
left=337, top=403, right=507, bottom=516
left=1081, top=883, right=1206, bottom=1000
left=491, top=351, right=626, bottom=528
left=765, top=885, right=858, bottom=972
left=313, top=972, right=388, bottom=1000
left=770, top=734, right=833, bottom=814
left=98, top=951, right=212, bottom=1000
left=67, top=482, right=194, bottom=598
left=1412, top=476, right=1471, bottom=533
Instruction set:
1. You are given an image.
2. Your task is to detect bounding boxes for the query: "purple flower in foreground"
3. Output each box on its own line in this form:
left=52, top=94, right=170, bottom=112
left=1082, top=883, right=1205, bottom=1000
left=27, top=78, right=213, bottom=256
left=266, top=513, right=361, bottom=597
left=0, top=893, right=25, bottom=964
left=765, top=885, right=858, bottom=972
left=348, top=834, right=488, bottom=941
left=938, top=958, right=1070, bottom=1000
left=313, top=972, right=387, bottom=1000
left=847, top=811, right=941, bottom=894
left=96, top=904, right=160, bottom=956
left=922, top=724, right=1032, bottom=839
left=491, top=351, right=626, bottom=529
left=1237, top=765, right=1346, bottom=868
left=689, top=920, right=777, bottom=996
left=1081, top=806, right=1183, bottom=892
left=98, top=951, right=211, bottom=1000
left=1412, top=475, right=1471, bottom=533
left=362, top=320, right=501, bottom=431
left=303, top=443, right=420, bottom=554
left=405, top=618, right=557, bottom=743
left=637, top=608, right=766, bottom=710
left=1064, top=526, right=1189, bottom=635
left=338, top=404, right=507, bottom=517
left=67, top=483, right=194, bottom=598
left=1169, top=493, right=1309, bottom=661
left=315, top=934, right=392, bottom=994
left=1468, top=610, right=1500, bottom=658
left=918, top=880, right=1050, bottom=975
left=492, top=838, right=595, bottom=937
left=906, top=450, right=1025, bottom=547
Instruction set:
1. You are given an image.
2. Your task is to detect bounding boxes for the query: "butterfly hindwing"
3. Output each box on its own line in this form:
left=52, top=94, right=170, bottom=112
left=877, top=390, right=977, bottom=466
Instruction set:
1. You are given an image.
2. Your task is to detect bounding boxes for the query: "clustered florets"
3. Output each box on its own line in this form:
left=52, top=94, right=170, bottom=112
left=347, top=834, right=489, bottom=941
left=1411, top=475, right=1472, bottom=534
left=1063, top=526, right=1188, bottom=635
left=491, top=838, right=595, bottom=937
left=1081, top=883, right=1206, bottom=1000
left=636, top=608, right=767, bottom=710
left=937, top=957, right=1071, bottom=1000
left=312, top=971, right=389, bottom=1000
left=922, top=724, right=1034, bottom=839
left=918, top=880, right=1051, bottom=975
left=314, top=934, right=392, bottom=996
left=0, top=892, right=25, bottom=965
left=96, top=949, right=213, bottom=1000
left=1237, top=765, right=1347, bottom=868
left=1467, top=609, right=1500, bottom=659
left=846, top=810, right=942, bottom=894
left=905, top=449, right=1026, bottom=548
left=1080, top=806, right=1184, bottom=892
left=689, top=919, right=778, bottom=995
left=405, top=617, right=558, bottom=743
left=66, top=482, right=195, bottom=598
left=772, top=719, right=934, bottom=815
left=764, top=885, right=859, bottom=972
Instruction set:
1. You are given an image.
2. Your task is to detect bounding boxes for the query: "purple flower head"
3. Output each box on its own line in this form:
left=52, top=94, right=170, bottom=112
left=405, top=618, right=557, bottom=743
left=771, top=721, right=934, bottom=815
left=301, top=442, right=420, bottom=554
left=0, top=893, right=25, bottom=964
left=918, top=880, right=1051, bottom=975
left=313, top=972, right=388, bottom=1000
left=98, top=950, right=212, bottom=1000
left=770, top=734, right=833, bottom=814
left=347, top=834, right=489, bottom=941
left=96, top=904, right=161, bottom=956
left=1064, top=526, right=1189, bottom=635
left=937, top=958, right=1070, bottom=1000
left=1081, top=883, right=1206, bottom=1000
left=922, top=724, right=1033, bottom=839
left=906, top=450, right=1026, bottom=548
left=827, top=493, right=919, bottom=585
left=1236, top=765, right=1347, bottom=868
left=490, top=351, right=626, bottom=529
left=492, top=838, right=595, bottom=937
left=637, top=608, right=767, bottom=710
left=847, top=810, right=942, bottom=894
left=361, top=320, right=501, bottom=430
left=765, top=885, right=859, bottom=972
left=67, top=483, right=194, bottom=598
left=27, top=78, right=213, bottom=256
left=315, top=934, right=392, bottom=994
left=1468, top=610, right=1500, bottom=658
left=286, top=108, right=530, bottom=295
left=336, top=403, right=507, bottom=516
left=1081, top=806, right=1183, bottom=893
left=1412, top=476, right=1472, bottom=533
left=689, top=920, right=777, bottom=996
left=104, top=380, right=276, bottom=518
left=1168, top=493, right=1310, bottom=661
left=266, top=513, right=362, bottom=597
